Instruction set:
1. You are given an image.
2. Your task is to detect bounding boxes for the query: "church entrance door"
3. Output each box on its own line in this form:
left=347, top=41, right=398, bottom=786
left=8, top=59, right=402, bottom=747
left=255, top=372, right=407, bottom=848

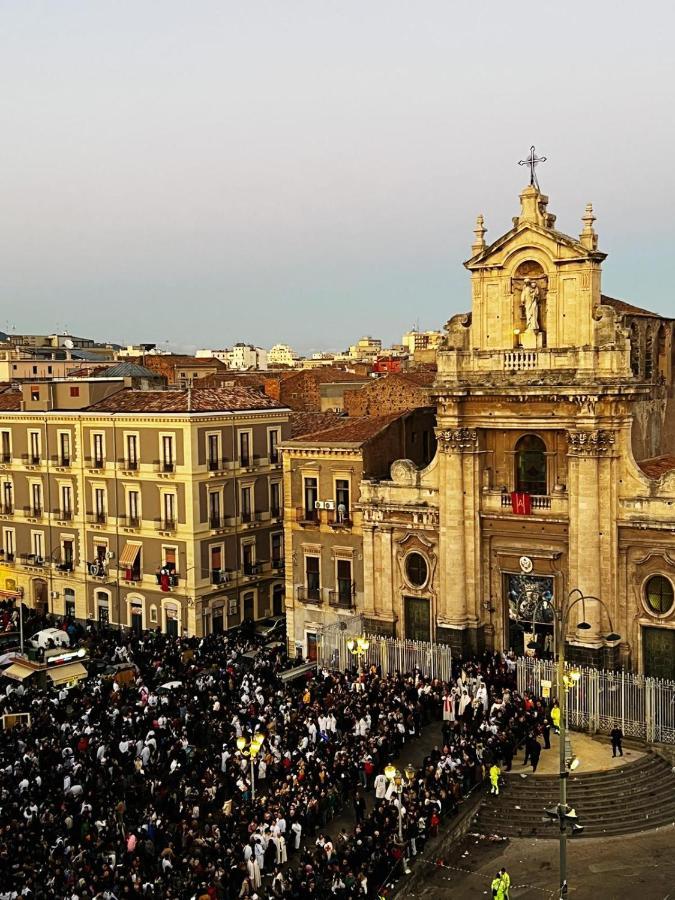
left=643, top=627, right=675, bottom=681
left=404, top=596, right=430, bottom=642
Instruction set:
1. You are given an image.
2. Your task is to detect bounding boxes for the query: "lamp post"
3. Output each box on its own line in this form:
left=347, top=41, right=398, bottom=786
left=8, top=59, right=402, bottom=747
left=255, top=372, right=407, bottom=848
left=236, top=732, right=265, bottom=801
left=525, top=588, right=620, bottom=899
left=346, top=635, right=369, bottom=670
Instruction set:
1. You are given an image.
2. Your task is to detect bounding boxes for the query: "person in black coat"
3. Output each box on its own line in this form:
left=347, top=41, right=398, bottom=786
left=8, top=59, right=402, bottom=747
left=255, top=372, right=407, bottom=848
left=611, top=726, right=624, bottom=757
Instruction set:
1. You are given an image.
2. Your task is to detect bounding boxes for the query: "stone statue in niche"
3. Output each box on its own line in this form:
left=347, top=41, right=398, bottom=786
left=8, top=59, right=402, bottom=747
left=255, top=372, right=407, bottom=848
left=512, top=260, right=547, bottom=348
left=521, top=280, right=540, bottom=332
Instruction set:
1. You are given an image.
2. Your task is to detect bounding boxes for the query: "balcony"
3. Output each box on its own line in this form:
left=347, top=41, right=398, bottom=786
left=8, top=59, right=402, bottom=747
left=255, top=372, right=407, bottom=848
left=54, top=509, right=73, bottom=522
left=270, top=506, right=282, bottom=521
left=87, top=511, right=108, bottom=526
left=87, top=561, right=109, bottom=579
left=240, top=510, right=261, bottom=527
left=155, top=460, right=175, bottom=474
left=328, top=511, right=352, bottom=529
left=0, top=453, right=11, bottom=464
left=481, top=490, right=568, bottom=518
left=123, top=569, right=142, bottom=584
left=118, top=514, right=141, bottom=529
left=296, top=507, right=319, bottom=527
left=0, top=550, right=15, bottom=564
left=55, top=561, right=74, bottom=573
left=121, top=459, right=139, bottom=471
left=208, top=458, right=228, bottom=473
left=272, top=557, right=285, bottom=571
left=85, top=456, right=105, bottom=471
left=243, top=561, right=267, bottom=578
left=24, top=505, right=43, bottom=519
left=328, top=582, right=356, bottom=610
left=155, top=570, right=180, bottom=588
left=297, top=585, right=322, bottom=605
left=269, top=451, right=280, bottom=466
left=155, top=518, right=177, bottom=533
left=0, top=505, right=13, bottom=517
left=210, top=568, right=234, bottom=586
left=51, top=455, right=71, bottom=469
left=20, top=553, right=45, bottom=567
left=22, top=454, right=41, bottom=467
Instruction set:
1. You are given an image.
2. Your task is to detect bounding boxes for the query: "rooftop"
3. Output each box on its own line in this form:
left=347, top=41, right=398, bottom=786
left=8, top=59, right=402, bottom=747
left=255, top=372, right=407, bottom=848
left=601, top=295, right=668, bottom=320
left=286, top=413, right=405, bottom=447
left=289, top=410, right=346, bottom=438
left=86, top=387, right=285, bottom=414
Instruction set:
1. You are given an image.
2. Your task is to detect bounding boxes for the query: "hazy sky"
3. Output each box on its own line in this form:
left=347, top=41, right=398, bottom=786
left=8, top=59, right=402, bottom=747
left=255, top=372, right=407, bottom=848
left=1, top=2, right=674, bottom=354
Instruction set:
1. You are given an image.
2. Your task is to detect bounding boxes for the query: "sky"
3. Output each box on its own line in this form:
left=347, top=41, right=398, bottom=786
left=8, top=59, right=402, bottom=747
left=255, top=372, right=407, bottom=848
left=1, top=1, right=674, bottom=355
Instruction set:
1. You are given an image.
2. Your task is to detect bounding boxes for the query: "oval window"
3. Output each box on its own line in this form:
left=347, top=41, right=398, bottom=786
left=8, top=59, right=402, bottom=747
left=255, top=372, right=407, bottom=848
left=406, top=552, right=428, bottom=588
left=645, top=575, right=674, bottom=615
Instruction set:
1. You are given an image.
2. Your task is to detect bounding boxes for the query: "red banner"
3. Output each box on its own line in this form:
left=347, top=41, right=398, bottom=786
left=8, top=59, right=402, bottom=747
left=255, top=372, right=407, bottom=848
left=511, top=491, right=532, bottom=515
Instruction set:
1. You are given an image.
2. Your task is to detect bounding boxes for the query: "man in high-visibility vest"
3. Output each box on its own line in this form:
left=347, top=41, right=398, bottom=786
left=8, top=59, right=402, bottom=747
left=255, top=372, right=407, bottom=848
left=491, top=871, right=508, bottom=899
left=489, top=762, right=501, bottom=795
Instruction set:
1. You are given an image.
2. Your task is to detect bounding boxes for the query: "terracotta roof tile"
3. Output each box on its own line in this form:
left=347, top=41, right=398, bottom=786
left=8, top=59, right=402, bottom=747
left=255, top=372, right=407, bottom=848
left=86, top=387, right=284, bottom=414
left=289, top=411, right=345, bottom=438
left=286, top=413, right=404, bottom=446
left=638, top=455, right=675, bottom=478
left=601, top=295, right=668, bottom=319
left=0, top=391, right=22, bottom=411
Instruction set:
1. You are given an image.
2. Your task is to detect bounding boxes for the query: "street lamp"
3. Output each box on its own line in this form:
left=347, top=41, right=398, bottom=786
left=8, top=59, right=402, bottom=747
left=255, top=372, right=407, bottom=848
left=385, top=764, right=410, bottom=874
left=346, top=635, right=370, bottom=669
left=525, top=588, right=620, bottom=899
left=236, top=732, right=265, bottom=801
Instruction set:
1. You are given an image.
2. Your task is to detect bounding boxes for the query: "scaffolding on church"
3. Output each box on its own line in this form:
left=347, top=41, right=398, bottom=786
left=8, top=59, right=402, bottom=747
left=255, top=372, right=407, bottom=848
left=517, top=656, right=675, bottom=745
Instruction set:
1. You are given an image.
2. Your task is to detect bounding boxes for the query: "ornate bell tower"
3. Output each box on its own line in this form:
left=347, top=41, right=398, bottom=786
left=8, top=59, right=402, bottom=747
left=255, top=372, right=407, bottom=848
left=434, top=156, right=639, bottom=664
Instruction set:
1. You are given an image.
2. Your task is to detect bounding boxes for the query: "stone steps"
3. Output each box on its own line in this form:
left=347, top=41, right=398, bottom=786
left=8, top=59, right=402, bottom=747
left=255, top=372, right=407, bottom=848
left=473, top=754, right=675, bottom=838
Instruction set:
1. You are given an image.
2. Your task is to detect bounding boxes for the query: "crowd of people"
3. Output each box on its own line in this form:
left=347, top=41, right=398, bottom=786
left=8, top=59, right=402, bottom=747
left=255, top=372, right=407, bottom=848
left=0, top=607, right=553, bottom=899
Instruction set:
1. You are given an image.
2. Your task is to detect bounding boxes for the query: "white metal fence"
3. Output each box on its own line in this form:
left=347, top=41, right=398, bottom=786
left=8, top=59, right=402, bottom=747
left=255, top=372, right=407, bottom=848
left=517, top=657, right=675, bottom=745
left=317, top=629, right=453, bottom=681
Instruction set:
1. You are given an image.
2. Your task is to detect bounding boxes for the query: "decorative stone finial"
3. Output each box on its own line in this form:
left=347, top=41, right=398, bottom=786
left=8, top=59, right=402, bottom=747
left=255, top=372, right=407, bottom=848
left=472, top=214, right=486, bottom=254
left=580, top=202, right=598, bottom=250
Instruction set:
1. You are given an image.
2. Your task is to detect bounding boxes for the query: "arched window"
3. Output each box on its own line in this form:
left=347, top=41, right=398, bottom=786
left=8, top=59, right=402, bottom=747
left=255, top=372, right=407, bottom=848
left=515, top=435, right=547, bottom=495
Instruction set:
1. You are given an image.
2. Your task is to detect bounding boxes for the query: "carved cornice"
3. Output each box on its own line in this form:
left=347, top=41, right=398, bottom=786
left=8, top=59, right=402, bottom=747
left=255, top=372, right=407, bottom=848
left=437, top=428, right=478, bottom=454
left=567, top=429, right=616, bottom=456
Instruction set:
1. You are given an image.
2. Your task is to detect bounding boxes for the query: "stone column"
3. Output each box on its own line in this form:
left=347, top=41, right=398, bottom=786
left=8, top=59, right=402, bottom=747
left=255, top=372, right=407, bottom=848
left=567, top=428, right=617, bottom=650
left=437, top=427, right=481, bottom=652
left=361, top=523, right=376, bottom=619
left=379, top=526, right=394, bottom=622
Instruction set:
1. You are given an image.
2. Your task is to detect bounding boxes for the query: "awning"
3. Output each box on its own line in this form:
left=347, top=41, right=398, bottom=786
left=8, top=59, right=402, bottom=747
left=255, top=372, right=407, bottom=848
left=0, top=589, right=22, bottom=599
left=119, top=543, right=141, bottom=568
left=46, top=662, right=88, bottom=686
left=3, top=662, right=36, bottom=682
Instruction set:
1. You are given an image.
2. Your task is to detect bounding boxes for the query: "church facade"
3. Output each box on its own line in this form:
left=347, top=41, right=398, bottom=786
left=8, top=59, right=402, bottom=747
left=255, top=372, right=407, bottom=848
left=286, top=181, right=675, bottom=678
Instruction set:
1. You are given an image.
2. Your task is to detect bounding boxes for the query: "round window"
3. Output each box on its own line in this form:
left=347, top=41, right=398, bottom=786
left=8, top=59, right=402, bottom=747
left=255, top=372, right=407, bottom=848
left=645, top=575, right=675, bottom=616
left=406, top=552, right=428, bottom=588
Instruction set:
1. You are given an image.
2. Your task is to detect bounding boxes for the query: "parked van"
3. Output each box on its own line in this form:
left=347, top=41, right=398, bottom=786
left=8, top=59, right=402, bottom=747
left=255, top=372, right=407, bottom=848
left=28, top=628, right=71, bottom=650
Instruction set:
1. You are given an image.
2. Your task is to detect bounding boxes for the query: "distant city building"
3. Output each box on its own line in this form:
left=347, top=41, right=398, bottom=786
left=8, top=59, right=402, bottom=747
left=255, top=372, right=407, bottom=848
left=401, top=329, right=443, bottom=354
left=197, top=345, right=268, bottom=371
left=268, top=343, right=299, bottom=367
left=348, top=336, right=382, bottom=362
left=118, top=344, right=172, bottom=357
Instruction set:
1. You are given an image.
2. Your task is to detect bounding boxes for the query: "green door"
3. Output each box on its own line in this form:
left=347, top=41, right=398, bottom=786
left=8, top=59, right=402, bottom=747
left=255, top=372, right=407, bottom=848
left=404, top=596, right=430, bottom=642
left=643, top=627, right=675, bottom=680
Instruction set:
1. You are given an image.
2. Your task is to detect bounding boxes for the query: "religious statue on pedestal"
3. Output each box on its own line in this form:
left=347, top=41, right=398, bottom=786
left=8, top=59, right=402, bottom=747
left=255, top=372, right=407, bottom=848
left=521, top=280, right=540, bottom=332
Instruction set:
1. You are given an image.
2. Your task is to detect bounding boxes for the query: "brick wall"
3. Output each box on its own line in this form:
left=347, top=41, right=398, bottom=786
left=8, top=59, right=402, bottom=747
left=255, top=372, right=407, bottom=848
left=344, top=374, right=432, bottom=416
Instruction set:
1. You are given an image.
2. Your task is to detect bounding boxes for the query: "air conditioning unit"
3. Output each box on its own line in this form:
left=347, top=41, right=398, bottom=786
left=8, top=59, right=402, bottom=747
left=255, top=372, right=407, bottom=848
left=51, top=591, right=59, bottom=599
left=314, top=501, right=325, bottom=509
left=324, top=500, right=335, bottom=510
left=106, top=550, right=115, bottom=560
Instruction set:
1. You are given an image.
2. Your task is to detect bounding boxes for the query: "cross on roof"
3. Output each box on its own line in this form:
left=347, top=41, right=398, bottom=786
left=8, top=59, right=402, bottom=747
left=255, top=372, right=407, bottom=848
left=519, top=146, right=547, bottom=190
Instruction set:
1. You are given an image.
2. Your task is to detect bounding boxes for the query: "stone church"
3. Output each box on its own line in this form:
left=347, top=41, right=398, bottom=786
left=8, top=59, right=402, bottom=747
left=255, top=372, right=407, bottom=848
left=284, top=181, right=675, bottom=677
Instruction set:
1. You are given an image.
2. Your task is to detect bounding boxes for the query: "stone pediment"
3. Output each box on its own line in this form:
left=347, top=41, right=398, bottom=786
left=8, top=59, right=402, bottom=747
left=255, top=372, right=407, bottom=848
left=464, top=221, right=606, bottom=271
